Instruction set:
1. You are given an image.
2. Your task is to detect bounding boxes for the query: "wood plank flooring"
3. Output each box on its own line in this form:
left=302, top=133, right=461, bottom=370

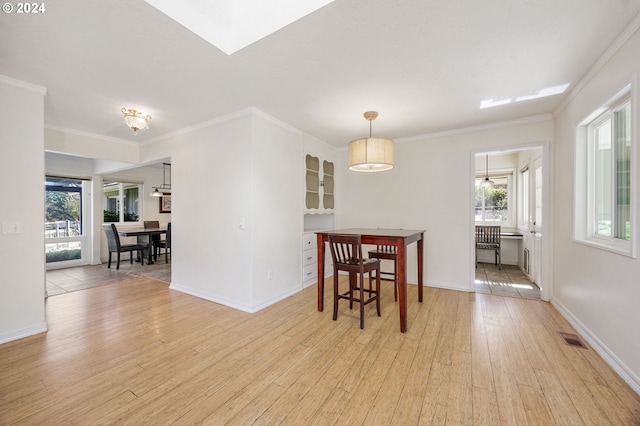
left=1, top=275, right=639, bottom=425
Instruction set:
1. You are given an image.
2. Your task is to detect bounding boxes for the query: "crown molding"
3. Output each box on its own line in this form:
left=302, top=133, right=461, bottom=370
left=0, top=74, right=47, bottom=95
left=44, top=124, right=139, bottom=147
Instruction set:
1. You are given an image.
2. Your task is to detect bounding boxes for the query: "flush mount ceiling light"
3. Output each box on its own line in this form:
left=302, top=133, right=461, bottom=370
left=482, top=154, right=494, bottom=188
left=151, top=162, right=171, bottom=197
left=121, top=108, right=151, bottom=135
left=348, top=111, right=394, bottom=172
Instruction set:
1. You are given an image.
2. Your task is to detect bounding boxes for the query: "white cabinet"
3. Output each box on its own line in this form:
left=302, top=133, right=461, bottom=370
left=302, top=232, right=333, bottom=287
left=302, top=233, right=317, bottom=286
left=303, top=152, right=335, bottom=286
left=305, top=153, right=334, bottom=212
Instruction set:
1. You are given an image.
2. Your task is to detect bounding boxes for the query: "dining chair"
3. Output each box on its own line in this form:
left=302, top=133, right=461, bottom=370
left=103, top=224, right=146, bottom=269
left=144, top=220, right=161, bottom=261
left=155, top=222, right=171, bottom=263
left=475, top=225, right=501, bottom=270
left=329, top=234, right=381, bottom=329
left=368, top=245, right=398, bottom=301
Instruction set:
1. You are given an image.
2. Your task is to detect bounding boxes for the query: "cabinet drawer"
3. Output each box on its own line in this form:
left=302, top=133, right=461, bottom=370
left=302, top=233, right=316, bottom=250
left=302, top=264, right=317, bottom=283
left=303, top=248, right=317, bottom=266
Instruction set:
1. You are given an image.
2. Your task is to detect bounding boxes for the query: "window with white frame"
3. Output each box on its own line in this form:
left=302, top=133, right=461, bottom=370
left=575, top=86, right=634, bottom=256
left=520, top=166, right=529, bottom=228
left=475, top=171, right=515, bottom=226
left=103, top=181, right=142, bottom=223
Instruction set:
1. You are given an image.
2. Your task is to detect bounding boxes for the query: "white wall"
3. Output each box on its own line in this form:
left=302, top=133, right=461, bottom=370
left=169, top=109, right=303, bottom=312
left=336, top=120, right=553, bottom=292
left=0, top=76, right=47, bottom=343
left=553, top=27, right=640, bottom=390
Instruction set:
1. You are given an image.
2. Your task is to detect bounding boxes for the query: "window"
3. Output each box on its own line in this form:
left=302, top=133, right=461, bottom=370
left=475, top=172, right=514, bottom=226
left=45, top=176, right=87, bottom=265
left=575, top=86, right=634, bottom=256
left=520, top=167, right=530, bottom=227
left=103, top=181, right=142, bottom=223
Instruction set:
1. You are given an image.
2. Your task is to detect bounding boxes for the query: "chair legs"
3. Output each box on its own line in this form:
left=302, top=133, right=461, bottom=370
left=333, top=270, right=381, bottom=329
left=109, top=250, right=143, bottom=270
left=370, top=255, right=398, bottom=302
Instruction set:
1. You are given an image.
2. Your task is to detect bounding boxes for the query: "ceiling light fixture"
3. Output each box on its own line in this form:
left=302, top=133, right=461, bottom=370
left=151, top=162, right=171, bottom=197
left=121, top=108, right=151, bottom=135
left=482, top=154, right=494, bottom=188
left=348, top=111, right=394, bottom=172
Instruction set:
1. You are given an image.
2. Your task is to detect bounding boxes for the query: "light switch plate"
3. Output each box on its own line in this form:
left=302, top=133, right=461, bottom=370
left=2, top=221, right=22, bottom=234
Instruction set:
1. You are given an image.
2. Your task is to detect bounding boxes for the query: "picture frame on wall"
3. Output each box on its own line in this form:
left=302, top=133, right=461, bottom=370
left=160, top=193, right=171, bottom=213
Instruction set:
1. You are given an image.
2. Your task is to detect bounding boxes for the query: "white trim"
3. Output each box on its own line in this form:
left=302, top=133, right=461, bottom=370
left=0, top=323, right=48, bottom=345
left=552, top=297, right=640, bottom=395
left=573, top=81, right=636, bottom=258
left=169, top=282, right=302, bottom=314
left=395, top=114, right=552, bottom=145
left=0, top=74, right=47, bottom=95
left=45, top=124, right=139, bottom=148
left=142, top=106, right=304, bottom=146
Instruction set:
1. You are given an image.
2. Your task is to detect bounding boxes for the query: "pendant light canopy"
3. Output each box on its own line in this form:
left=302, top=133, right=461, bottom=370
left=348, top=111, right=394, bottom=172
left=482, top=154, right=494, bottom=188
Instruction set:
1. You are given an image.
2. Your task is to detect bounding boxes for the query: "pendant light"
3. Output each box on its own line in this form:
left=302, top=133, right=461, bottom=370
left=348, top=111, right=394, bottom=172
left=482, top=154, right=494, bottom=188
left=150, top=162, right=171, bottom=197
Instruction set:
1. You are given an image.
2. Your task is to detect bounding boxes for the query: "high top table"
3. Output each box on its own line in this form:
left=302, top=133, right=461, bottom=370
left=316, top=228, right=425, bottom=333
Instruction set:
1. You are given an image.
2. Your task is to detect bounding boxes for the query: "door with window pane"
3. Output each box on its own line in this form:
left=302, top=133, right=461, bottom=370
left=45, top=177, right=90, bottom=268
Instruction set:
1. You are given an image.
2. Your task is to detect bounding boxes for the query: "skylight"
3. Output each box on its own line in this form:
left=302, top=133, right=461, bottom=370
left=480, top=83, right=570, bottom=109
left=144, top=0, right=336, bottom=55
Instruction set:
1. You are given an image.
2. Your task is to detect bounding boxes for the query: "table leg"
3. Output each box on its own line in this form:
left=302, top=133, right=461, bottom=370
left=317, top=234, right=325, bottom=311
left=417, top=233, right=424, bottom=302
left=397, top=237, right=407, bottom=333
left=147, top=235, right=155, bottom=264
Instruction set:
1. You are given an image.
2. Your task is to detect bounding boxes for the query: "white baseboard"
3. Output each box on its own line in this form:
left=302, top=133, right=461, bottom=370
left=0, top=322, right=48, bottom=345
left=551, top=297, right=640, bottom=395
left=169, top=282, right=302, bottom=314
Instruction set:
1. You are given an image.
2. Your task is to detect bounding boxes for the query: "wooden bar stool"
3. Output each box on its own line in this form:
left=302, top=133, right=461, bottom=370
left=329, top=234, right=381, bottom=329
left=368, top=245, right=398, bottom=301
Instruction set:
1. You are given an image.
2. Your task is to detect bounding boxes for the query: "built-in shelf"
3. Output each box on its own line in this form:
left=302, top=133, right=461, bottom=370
left=303, top=213, right=334, bottom=233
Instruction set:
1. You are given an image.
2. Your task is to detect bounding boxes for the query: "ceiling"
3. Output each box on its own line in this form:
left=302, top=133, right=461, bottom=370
left=2, top=0, right=640, bottom=148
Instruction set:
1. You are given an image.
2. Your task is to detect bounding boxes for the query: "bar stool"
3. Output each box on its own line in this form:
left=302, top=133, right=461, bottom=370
left=368, top=245, right=398, bottom=301
left=329, top=234, right=381, bottom=329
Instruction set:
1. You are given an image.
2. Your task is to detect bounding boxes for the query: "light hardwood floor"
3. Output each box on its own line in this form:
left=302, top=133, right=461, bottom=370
left=1, top=275, right=639, bottom=425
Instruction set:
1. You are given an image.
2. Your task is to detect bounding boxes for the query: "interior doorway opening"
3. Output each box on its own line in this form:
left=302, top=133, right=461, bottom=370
left=472, top=146, right=546, bottom=300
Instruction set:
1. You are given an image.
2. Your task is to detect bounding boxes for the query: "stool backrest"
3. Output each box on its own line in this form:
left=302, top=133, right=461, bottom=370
left=329, top=234, right=363, bottom=267
left=475, top=225, right=501, bottom=245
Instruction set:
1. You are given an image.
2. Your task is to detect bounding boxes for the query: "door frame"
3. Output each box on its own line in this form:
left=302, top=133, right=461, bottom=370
left=470, top=142, right=552, bottom=302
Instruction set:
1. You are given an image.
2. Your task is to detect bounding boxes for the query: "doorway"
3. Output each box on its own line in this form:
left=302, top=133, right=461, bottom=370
left=472, top=145, right=549, bottom=301
left=45, top=176, right=91, bottom=270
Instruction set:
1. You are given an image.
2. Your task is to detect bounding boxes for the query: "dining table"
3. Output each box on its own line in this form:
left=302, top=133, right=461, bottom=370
left=117, top=227, right=167, bottom=265
left=316, top=228, right=425, bottom=333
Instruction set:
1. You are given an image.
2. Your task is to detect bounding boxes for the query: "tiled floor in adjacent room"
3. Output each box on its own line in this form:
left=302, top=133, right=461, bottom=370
left=475, top=262, right=541, bottom=299
left=46, top=258, right=171, bottom=296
